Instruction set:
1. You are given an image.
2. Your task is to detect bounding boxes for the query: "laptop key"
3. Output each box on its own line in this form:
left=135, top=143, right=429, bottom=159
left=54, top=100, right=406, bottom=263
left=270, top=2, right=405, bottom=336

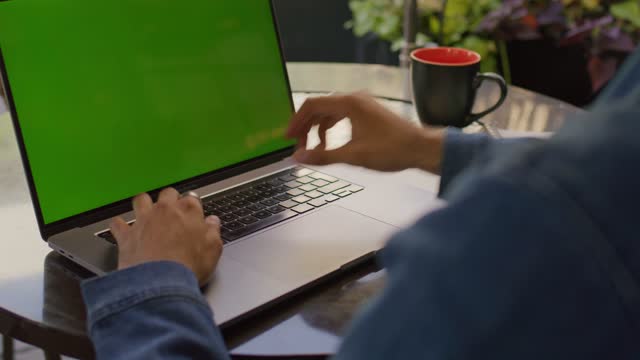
left=287, top=188, right=305, bottom=196
left=254, top=184, right=271, bottom=192
left=280, top=200, right=298, bottom=208
left=259, top=190, right=278, bottom=198
left=231, top=200, right=251, bottom=208
left=247, top=203, right=266, bottom=211
left=204, top=205, right=217, bottom=213
left=253, top=211, right=272, bottom=219
left=346, top=185, right=364, bottom=193
left=299, top=184, right=317, bottom=192
left=245, top=195, right=263, bottom=203
left=202, top=196, right=215, bottom=204
left=268, top=205, right=286, bottom=214
left=274, top=194, right=292, bottom=201
left=208, top=209, right=224, bottom=216
left=308, top=198, right=327, bottom=207
left=224, top=221, right=244, bottom=231
left=220, top=227, right=232, bottom=240
left=214, top=198, right=231, bottom=206
left=222, top=210, right=298, bottom=242
left=226, top=194, right=244, bottom=201
left=334, top=190, right=352, bottom=198
left=292, top=195, right=311, bottom=204
left=318, top=181, right=350, bottom=194
left=324, top=194, right=340, bottom=202
left=219, top=205, right=238, bottom=213
left=267, top=179, right=285, bottom=186
left=279, top=174, right=297, bottom=182
left=285, top=181, right=302, bottom=188
left=291, top=203, right=314, bottom=214
left=239, top=216, right=259, bottom=225
left=309, top=172, right=338, bottom=182
left=238, top=190, right=259, bottom=197
left=261, top=198, right=279, bottom=207
left=311, top=179, right=330, bottom=187
left=234, top=208, right=253, bottom=217
left=296, top=176, right=314, bottom=184
left=221, top=214, right=238, bottom=222
left=305, top=190, right=323, bottom=199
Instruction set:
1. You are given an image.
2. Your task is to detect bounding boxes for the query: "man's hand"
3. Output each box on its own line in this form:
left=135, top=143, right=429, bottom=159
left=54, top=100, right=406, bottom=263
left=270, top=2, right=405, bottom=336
left=287, top=92, right=445, bottom=174
left=110, top=188, right=223, bottom=286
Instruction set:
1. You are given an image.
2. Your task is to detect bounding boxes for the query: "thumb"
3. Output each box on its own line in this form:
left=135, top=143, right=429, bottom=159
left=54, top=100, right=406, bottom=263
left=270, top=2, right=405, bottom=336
left=293, top=146, right=354, bottom=166
left=110, top=217, right=130, bottom=245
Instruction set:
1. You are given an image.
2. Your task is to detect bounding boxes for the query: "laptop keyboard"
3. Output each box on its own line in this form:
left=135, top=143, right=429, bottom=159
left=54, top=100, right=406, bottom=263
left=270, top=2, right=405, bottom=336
left=97, top=167, right=363, bottom=245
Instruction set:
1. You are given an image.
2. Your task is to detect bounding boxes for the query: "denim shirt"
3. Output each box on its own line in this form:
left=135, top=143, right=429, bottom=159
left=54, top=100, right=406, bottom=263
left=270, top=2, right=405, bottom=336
left=82, top=48, right=640, bottom=359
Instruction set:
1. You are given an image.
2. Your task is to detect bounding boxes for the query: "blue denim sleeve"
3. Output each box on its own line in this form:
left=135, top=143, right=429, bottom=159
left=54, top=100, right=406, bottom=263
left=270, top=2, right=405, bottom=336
left=439, top=129, right=542, bottom=197
left=594, top=46, right=640, bottom=105
left=81, top=261, right=230, bottom=360
left=335, top=91, right=640, bottom=359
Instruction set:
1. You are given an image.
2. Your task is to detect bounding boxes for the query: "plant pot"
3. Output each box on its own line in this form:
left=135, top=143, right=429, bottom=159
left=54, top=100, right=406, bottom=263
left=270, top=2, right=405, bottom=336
left=505, top=39, right=593, bottom=107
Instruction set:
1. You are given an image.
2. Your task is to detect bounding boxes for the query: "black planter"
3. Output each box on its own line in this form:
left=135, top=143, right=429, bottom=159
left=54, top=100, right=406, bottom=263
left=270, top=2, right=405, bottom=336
left=506, top=39, right=593, bottom=107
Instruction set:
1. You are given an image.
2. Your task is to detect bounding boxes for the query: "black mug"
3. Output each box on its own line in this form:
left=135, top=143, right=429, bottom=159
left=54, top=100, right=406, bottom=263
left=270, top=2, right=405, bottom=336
left=411, top=47, right=508, bottom=128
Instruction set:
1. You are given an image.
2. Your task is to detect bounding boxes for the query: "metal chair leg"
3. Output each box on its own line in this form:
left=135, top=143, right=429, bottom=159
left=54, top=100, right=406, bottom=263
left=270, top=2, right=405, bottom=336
left=44, top=351, right=61, bottom=360
left=400, top=0, right=418, bottom=68
left=2, top=335, right=14, bottom=360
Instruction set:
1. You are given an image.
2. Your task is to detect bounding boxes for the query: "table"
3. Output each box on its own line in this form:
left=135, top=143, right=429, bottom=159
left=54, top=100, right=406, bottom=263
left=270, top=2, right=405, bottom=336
left=0, top=63, right=581, bottom=359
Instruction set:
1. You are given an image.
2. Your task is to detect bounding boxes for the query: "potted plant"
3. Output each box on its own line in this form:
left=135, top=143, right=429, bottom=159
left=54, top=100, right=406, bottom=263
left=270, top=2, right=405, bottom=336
left=346, top=0, right=502, bottom=72
left=477, top=0, right=640, bottom=105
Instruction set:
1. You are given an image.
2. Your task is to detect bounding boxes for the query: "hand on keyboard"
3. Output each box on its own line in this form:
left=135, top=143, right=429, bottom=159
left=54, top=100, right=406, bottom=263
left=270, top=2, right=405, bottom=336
left=110, top=188, right=223, bottom=286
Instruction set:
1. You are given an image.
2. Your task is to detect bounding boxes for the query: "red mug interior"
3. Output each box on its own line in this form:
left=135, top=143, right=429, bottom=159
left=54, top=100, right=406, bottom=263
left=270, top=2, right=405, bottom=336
left=411, top=47, right=481, bottom=66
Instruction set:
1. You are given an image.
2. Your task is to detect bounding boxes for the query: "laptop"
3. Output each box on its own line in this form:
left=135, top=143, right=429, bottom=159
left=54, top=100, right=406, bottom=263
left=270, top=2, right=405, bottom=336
left=0, top=0, right=441, bottom=326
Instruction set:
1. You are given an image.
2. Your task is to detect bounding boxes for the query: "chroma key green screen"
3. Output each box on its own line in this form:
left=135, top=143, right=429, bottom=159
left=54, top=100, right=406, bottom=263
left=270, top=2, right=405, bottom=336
left=0, top=0, right=294, bottom=224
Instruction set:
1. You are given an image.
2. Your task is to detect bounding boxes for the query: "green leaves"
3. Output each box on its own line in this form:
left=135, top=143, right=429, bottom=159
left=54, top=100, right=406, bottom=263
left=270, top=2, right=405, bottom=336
left=346, top=0, right=502, bottom=72
left=346, top=0, right=403, bottom=40
left=459, top=35, right=498, bottom=73
left=611, top=0, right=640, bottom=27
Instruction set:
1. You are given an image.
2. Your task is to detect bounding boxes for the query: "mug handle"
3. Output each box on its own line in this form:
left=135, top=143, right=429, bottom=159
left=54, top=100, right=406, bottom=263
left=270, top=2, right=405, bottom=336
left=467, top=72, right=508, bottom=124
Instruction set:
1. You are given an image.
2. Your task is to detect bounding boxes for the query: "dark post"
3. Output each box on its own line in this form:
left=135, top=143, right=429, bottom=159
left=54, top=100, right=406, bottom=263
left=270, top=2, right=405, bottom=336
left=2, top=335, right=14, bottom=360
left=400, top=0, right=418, bottom=68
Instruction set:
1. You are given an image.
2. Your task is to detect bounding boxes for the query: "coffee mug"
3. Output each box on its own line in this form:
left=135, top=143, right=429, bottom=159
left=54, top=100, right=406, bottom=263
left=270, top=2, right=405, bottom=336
left=411, top=47, right=508, bottom=128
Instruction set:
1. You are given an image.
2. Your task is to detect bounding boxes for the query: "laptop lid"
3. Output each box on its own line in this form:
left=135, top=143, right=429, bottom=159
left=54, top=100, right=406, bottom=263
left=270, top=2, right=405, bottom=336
left=0, top=0, right=295, bottom=240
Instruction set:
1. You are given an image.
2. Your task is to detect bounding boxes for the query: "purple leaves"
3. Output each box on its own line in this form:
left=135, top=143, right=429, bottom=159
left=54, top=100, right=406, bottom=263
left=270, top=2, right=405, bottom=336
left=478, top=0, right=638, bottom=54
left=477, top=0, right=640, bottom=92
left=478, top=0, right=541, bottom=40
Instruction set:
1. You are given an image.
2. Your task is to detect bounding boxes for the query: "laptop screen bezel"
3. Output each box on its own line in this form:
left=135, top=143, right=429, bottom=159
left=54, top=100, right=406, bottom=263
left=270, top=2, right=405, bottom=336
left=0, top=0, right=296, bottom=240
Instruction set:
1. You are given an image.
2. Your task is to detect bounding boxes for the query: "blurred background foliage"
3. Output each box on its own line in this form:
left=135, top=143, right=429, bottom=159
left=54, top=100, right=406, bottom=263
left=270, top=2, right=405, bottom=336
left=346, top=0, right=501, bottom=73
left=346, top=0, right=640, bottom=89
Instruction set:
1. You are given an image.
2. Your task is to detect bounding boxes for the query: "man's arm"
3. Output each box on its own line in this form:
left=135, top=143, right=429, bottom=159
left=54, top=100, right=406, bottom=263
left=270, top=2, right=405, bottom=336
left=81, top=188, right=228, bottom=359
left=439, top=130, right=543, bottom=197
left=82, top=262, right=230, bottom=360
left=284, top=92, right=545, bottom=197
left=334, top=95, right=640, bottom=359
left=594, top=46, right=640, bottom=106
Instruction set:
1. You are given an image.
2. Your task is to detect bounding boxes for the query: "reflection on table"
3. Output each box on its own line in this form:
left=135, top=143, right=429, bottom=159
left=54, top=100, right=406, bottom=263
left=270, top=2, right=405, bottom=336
left=287, top=62, right=582, bottom=133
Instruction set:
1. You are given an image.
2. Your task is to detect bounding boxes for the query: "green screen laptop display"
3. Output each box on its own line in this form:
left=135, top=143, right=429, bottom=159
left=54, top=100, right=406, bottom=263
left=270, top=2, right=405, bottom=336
left=0, top=1, right=294, bottom=224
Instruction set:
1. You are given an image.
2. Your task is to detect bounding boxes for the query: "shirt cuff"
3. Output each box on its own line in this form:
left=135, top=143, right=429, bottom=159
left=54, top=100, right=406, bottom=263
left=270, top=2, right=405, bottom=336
left=439, top=129, right=492, bottom=197
left=81, top=261, right=208, bottom=326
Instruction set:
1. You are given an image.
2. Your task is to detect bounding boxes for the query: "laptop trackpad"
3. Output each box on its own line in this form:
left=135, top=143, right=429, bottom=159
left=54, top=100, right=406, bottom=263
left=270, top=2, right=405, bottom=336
left=223, top=205, right=398, bottom=285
